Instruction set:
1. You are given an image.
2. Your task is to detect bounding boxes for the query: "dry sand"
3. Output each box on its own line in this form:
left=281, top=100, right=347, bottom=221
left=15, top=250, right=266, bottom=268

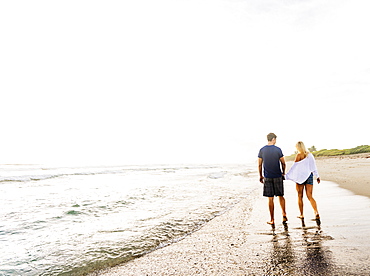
left=315, top=152, right=370, bottom=197
left=92, top=154, right=370, bottom=276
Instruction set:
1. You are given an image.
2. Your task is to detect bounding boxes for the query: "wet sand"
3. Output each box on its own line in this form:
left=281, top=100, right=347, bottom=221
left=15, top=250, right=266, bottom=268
left=92, top=155, right=370, bottom=275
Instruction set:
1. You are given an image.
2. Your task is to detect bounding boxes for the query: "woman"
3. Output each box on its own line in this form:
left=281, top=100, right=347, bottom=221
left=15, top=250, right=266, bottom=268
left=286, top=141, right=321, bottom=220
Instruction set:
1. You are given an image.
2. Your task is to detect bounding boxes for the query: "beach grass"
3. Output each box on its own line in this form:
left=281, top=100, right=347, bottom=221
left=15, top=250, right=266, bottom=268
left=285, top=145, right=370, bottom=161
left=314, top=145, right=370, bottom=156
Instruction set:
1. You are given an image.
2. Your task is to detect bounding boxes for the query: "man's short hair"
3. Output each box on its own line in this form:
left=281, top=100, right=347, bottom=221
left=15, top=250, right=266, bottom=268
left=267, top=133, right=277, bottom=141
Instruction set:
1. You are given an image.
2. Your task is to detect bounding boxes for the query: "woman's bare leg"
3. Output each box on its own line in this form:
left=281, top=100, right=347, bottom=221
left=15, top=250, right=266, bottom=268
left=305, top=184, right=319, bottom=217
left=296, top=183, right=305, bottom=218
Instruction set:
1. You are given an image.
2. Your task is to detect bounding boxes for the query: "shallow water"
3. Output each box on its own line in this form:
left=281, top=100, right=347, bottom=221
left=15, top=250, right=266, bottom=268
left=0, top=163, right=257, bottom=275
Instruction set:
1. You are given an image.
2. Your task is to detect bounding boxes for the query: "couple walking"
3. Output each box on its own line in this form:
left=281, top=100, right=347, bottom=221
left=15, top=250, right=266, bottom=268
left=258, top=133, right=321, bottom=226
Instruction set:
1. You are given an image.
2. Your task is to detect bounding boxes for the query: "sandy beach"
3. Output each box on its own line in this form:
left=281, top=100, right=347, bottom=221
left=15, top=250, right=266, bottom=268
left=315, top=153, right=370, bottom=197
left=92, top=154, right=370, bottom=275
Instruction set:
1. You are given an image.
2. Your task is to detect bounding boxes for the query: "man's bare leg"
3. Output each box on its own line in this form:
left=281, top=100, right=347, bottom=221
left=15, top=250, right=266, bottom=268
left=278, top=196, right=287, bottom=221
left=267, top=197, right=275, bottom=224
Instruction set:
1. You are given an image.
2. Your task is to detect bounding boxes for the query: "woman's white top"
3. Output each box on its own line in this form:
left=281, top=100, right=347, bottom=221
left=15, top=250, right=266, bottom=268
left=285, top=153, right=320, bottom=184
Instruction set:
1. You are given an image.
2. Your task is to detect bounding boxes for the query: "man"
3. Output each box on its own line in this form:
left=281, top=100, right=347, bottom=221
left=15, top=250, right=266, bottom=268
left=258, top=133, right=287, bottom=226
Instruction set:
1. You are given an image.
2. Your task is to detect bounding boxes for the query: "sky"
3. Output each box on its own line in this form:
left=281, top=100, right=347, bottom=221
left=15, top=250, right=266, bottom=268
left=1, top=0, right=369, bottom=166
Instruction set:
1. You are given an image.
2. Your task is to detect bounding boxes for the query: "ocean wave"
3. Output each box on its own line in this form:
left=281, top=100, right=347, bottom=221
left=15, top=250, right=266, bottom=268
left=0, top=165, right=218, bottom=184
left=0, top=163, right=256, bottom=275
left=0, top=174, right=61, bottom=182
left=0, top=170, right=119, bottom=183
left=208, top=171, right=227, bottom=179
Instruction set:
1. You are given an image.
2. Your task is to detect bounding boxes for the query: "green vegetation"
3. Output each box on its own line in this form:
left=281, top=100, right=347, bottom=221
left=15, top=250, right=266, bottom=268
left=285, top=145, right=370, bottom=161
left=313, top=145, right=370, bottom=157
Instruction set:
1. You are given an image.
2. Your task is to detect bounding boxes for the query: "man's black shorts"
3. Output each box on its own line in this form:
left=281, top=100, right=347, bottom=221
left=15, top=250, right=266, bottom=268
left=263, top=177, right=284, bottom=197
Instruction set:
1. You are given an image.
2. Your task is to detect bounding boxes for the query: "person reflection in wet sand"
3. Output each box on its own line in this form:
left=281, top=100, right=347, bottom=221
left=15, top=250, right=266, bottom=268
left=300, top=227, right=333, bottom=275
left=264, top=224, right=296, bottom=275
left=263, top=222, right=334, bottom=275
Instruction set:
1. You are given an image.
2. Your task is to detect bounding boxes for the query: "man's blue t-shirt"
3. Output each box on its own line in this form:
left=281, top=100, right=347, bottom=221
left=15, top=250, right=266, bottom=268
left=258, top=145, right=284, bottom=178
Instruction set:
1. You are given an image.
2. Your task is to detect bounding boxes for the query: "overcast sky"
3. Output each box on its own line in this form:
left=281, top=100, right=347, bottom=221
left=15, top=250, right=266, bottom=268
left=1, top=0, right=369, bottom=165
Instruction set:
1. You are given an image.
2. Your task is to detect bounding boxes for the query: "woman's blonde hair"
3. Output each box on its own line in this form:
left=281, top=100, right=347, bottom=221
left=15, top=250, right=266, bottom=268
left=296, top=141, right=309, bottom=157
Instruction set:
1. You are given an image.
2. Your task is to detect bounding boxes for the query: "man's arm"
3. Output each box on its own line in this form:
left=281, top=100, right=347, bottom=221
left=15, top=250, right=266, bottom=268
left=258, top=158, right=264, bottom=183
left=280, top=156, right=286, bottom=176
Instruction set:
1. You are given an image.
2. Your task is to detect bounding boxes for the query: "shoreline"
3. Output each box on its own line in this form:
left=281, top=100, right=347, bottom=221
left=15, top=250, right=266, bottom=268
left=91, top=155, right=370, bottom=275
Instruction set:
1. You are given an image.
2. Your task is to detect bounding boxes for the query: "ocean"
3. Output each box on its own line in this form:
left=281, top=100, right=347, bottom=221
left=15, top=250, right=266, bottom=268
left=0, top=163, right=258, bottom=275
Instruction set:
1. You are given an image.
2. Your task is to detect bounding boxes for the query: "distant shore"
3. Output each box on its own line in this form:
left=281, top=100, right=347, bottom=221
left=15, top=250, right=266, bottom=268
left=314, top=152, right=370, bottom=198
